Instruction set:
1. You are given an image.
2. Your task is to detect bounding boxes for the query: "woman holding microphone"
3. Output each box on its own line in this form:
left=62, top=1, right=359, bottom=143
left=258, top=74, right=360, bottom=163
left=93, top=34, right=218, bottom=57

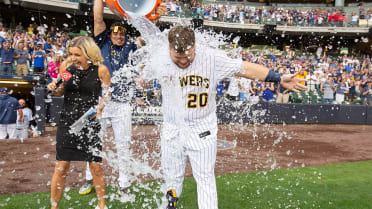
left=47, top=36, right=110, bottom=209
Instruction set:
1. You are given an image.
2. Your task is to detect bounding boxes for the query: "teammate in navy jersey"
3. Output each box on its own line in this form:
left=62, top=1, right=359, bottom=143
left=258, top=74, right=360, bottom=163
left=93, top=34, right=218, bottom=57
left=80, top=0, right=168, bottom=196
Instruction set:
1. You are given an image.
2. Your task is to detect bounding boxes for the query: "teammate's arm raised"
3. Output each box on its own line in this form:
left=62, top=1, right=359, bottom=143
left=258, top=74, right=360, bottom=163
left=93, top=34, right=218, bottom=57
left=94, top=0, right=107, bottom=37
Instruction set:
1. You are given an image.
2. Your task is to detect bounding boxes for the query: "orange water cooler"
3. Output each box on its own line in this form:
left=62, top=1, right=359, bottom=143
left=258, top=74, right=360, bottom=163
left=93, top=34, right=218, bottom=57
left=105, top=0, right=162, bottom=20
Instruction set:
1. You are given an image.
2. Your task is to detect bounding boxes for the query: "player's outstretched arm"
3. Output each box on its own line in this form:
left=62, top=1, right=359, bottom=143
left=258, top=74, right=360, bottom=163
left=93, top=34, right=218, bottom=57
left=236, top=61, right=270, bottom=81
left=236, top=61, right=306, bottom=93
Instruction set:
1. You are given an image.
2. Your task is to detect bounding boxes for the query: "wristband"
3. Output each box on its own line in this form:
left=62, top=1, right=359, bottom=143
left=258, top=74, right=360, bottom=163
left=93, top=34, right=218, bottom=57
left=265, top=70, right=281, bottom=83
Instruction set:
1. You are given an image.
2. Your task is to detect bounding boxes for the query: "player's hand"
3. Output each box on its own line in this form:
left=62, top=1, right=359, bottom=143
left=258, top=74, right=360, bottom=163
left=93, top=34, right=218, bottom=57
left=156, top=3, right=168, bottom=17
left=280, top=74, right=307, bottom=93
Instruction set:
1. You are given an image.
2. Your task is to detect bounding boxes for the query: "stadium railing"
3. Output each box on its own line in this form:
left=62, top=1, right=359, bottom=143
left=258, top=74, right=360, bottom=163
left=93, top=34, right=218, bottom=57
left=165, top=5, right=372, bottom=28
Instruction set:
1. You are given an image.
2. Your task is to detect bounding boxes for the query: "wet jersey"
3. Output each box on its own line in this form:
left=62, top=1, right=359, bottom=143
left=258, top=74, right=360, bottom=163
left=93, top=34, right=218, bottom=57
left=146, top=45, right=242, bottom=150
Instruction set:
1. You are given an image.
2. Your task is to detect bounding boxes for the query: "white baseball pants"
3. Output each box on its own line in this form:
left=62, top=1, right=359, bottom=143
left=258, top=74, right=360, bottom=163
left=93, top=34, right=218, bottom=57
left=16, top=127, right=29, bottom=139
left=0, top=124, right=17, bottom=139
left=161, top=134, right=218, bottom=209
left=85, top=102, right=132, bottom=188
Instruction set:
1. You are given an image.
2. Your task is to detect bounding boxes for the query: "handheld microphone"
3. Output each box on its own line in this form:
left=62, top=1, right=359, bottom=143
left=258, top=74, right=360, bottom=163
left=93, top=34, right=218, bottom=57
left=48, top=70, right=73, bottom=94
left=54, top=77, right=64, bottom=87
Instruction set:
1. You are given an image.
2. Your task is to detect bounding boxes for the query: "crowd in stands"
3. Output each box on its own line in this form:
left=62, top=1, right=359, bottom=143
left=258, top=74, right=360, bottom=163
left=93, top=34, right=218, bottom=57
left=167, top=0, right=372, bottom=27
left=0, top=19, right=70, bottom=139
left=213, top=51, right=372, bottom=105
left=1, top=12, right=372, bottom=106
left=0, top=19, right=69, bottom=78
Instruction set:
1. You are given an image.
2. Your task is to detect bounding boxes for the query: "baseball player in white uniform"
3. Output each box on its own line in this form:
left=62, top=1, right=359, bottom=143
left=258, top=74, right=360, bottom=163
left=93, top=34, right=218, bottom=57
left=142, top=25, right=306, bottom=209
left=16, top=99, right=33, bottom=139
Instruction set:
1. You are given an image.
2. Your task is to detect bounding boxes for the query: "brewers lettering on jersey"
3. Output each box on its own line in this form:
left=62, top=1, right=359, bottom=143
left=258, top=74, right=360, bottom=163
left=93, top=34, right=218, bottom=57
left=141, top=25, right=306, bottom=209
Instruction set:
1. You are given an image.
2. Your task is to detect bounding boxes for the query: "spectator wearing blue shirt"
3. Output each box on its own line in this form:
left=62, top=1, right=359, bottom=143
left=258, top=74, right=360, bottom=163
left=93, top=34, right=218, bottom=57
left=276, top=83, right=290, bottom=103
left=345, top=63, right=353, bottom=73
left=262, top=82, right=275, bottom=102
left=48, top=26, right=56, bottom=38
left=31, top=42, right=46, bottom=75
left=204, top=9, right=210, bottom=19
left=43, top=38, right=53, bottom=54
left=216, top=80, right=225, bottom=101
left=335, top=79, right=349, bottom=104
left=0, top=87, right=23, bottom=139
left=0, top=41, right=15, bottom=75
left=321, top=76, right=336, bottom=104
left=14, top=41, right=30, bottom=76
left=362, top=79, right=372, bottom=105
left=0, top=36, right=5, bottom=46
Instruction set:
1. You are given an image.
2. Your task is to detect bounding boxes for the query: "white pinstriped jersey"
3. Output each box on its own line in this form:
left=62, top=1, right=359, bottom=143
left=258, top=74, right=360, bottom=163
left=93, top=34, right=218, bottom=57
left=145, top=45, right=242, bottom=150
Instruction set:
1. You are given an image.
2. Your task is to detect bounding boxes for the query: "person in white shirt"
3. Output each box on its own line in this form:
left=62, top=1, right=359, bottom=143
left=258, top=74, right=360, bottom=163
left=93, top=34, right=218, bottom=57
left=351, top=12, right=359, bottom=26
left=306, top=71, right=317, bottom=91
left=53, top=43, right=65, bottom=55
left=169, top=0, right=178, bottom=14
left=314, top=71, right=321, bottom=91
left=226, top=76, right=240, bottom=101
left=37, top=24, right=46, bottom=36
left=238, top=77, right=251, bottom=101
left=316, top=46, right=323, bottom=58
left=0, top=27, right=6, bottom=38
left=16, top=99, right=33, bottom=139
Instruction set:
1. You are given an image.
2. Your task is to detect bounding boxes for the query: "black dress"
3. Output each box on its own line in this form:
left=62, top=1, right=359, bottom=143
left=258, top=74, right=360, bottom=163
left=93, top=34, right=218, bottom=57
left=56, top=64, right=102, bottom=162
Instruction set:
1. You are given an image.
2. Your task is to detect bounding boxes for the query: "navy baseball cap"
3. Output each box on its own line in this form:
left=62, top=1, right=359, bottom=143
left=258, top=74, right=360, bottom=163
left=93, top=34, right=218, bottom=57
left=0, top=87, right=8, bottom=93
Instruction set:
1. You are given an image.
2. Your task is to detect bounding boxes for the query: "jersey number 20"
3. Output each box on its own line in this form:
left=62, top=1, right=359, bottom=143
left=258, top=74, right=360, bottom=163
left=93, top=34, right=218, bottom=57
left=187, top=92, right=208, bottom=108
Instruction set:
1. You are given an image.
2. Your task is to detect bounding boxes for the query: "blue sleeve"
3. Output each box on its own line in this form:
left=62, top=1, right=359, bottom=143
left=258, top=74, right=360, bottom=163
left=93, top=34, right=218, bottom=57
left=0, top=37, right=5, bottom=46
left=130, top=42, right=137, bottom=52
left=16, top=101, right=20, bottom=110
left=93, top=29, right=110, bottom=48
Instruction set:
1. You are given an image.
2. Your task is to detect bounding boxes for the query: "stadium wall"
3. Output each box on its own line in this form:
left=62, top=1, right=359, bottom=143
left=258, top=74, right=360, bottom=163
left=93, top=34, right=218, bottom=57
left=45, top=97, right=372, bottom=132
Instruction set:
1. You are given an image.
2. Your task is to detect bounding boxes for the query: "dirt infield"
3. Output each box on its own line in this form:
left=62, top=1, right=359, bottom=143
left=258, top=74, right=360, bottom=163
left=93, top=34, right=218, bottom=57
left=0, top=124, right=371, bottom=195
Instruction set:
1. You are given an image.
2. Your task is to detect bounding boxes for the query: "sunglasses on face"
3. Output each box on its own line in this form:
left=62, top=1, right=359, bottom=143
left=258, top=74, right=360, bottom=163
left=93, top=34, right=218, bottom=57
left=111, top=26, right=126, bottom=34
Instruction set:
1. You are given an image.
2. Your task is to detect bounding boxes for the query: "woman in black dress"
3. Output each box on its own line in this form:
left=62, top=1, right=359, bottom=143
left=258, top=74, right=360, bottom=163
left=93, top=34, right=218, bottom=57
left=47, top=36, right=110, bottom=209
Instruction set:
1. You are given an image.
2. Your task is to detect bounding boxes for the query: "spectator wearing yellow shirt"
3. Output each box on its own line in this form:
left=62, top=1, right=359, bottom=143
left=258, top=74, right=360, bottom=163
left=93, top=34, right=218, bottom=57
left=27, top=24, right=34, bottom=35
left=296, top=70, right=306, bottom=86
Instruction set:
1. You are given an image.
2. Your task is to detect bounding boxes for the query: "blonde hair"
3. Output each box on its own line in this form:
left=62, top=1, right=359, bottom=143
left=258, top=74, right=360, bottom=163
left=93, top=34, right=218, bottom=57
left=67, top=36, right=103, bottom=66
left=52, top=52, right=62, bottom=64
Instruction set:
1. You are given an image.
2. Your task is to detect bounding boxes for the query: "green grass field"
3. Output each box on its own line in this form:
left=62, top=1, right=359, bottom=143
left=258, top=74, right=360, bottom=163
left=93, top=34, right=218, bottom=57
left=1, top=161, right=372, bottom=209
